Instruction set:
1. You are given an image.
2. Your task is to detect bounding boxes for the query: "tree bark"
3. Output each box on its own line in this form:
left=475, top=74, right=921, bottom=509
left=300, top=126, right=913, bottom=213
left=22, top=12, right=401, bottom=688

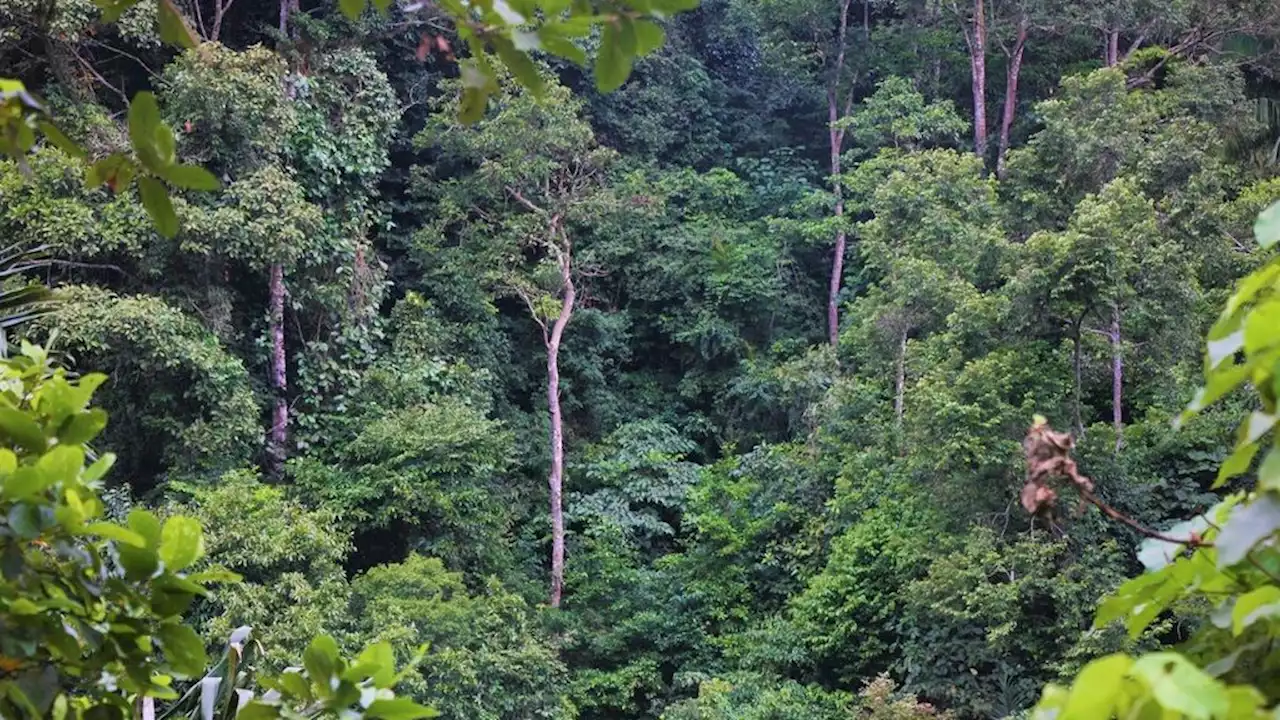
left=1106, top=29, right=1120, bottom=66
left=1110, top=302, right=1123, bottom=452
left=894, top=328, right=907, bottom=426
left=545, top=238, right=575, bottom=608
left=967, top=0, right=989, bottom=159
left=826, top=0, right=854, bottom=347
left=995, top=17, right=1027, bottom=178
left=267, top=262, right=288, bottom=479
left=1072, top=322, right=1084, bottom=437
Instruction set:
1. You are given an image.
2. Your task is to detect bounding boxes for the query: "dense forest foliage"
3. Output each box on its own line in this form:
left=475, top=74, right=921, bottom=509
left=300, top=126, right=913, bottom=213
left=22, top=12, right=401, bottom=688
left=4, top=0, right=1280, bottom=717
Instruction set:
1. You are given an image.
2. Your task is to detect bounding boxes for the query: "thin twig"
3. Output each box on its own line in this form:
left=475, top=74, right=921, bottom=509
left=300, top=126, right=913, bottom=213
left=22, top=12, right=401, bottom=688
left=1080, top=487, right=1212, bottom=547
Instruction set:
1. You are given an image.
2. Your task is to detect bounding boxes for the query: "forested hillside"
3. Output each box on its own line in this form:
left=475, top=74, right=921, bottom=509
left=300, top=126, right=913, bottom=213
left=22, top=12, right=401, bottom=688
left=4, top=0, right=1280, bottom=717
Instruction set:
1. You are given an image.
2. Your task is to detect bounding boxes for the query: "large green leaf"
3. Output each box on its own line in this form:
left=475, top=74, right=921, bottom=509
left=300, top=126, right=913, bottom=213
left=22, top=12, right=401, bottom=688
left=159, top=516, right=204, bottom=570
left=1254, top=200, right=1280, bottom=249
left=138, top=177, right=179, bottom=238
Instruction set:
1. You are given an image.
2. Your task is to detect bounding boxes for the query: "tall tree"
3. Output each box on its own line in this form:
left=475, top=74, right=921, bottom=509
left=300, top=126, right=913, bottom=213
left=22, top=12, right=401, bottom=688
left=418, top=75, right=617, bottom=606
left=761, top=0, right=861, bottom=345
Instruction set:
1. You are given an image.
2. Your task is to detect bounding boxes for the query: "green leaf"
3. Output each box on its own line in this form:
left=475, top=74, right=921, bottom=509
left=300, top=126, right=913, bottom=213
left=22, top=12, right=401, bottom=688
left=129, top=508, right=163, bottom=546
left=138, top=177, right=179, bottom=238
left=1216, top=494, right=1280, bottom=567
left=84, top=453, right=115, bottom=483
left=58, top=409, right=107, bottom=445
left=158, top=623, right=208, bottom=677
left=538, top=30, right=587, bottom=65
left=339, top=0, right=366, bottom=19
left=275, top=671, right=311, bottom=701
left=0, top=406, right=48, bottom=453
left=1254, top=201, right=1280, bottom=249
left=84, top=521, right=146, bottom=548
left=37, top=445, right=84, bottom=487
left=648, top=0, right=699, bottom=13
left=596, top=23, right=632, bottom=92
left=163, top=164, right=220, bottom=191
left=365, top=698, right=440, bottom=720
left=1214, top=441, right=1258, bottom=489
left=1061, top=653, right=1132, bottom=720
left=7, top=503, right=47, bottom=539
left=128, top=92, right=163, bottom=170
left=459, top=86, right=490, bottom=124
left=351, top=642, right=396, bottom=687
left=0, top=449, right=16, bottom=475
left=236, top=703, right=280, bottom=720
left=186, top=567, right=243, bottom=584
left=492, top=38, right=544, bottom=97
left=157, top=0, right=198, bottom=48
left=303, top=636, right=340, bottom=688
left=1230, top=585, right=1280, bottom=635
left=4, top=468, right=48, bottom=501
left=1207, top=331, right=1243, bottom=368
left=1258, top=448, right=1280, bottom=491
left=1130, top=653, right=1227, bottom=720
left=8, top=598, right=40, bottom=615
left=159, top=516, right=204, bottom=570
left=371, top=0, right=392, bottom=10
left=96, top=0, right=143, bottom=23
left=38, top=122, right=86, bottom=160
left=633, top=19, right=664, bottom=56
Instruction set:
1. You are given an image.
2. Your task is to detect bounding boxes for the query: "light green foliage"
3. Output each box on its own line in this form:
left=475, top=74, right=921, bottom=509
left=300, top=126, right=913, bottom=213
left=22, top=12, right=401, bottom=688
left=0, top=0, right=158, bottom=47
left=181, top=165, right=326, bottom=268
left=0, top=345, right=220, bottom=717
left=900, top=528, right=1138, bottom=719
left=347, top=554, right=572, bottom=719
left=0, top=146, right=152, bottom=258
left=660, top=674, right=855, bottom=720
left=38, top=286, right=259, bottom=487
left=171, top=471, right=351, bottom=664
left=571, top=420, right=698, bottom=552
left=158, top=44, right=295, bottom=170
left=291, top=399, right=516, bottom=576
left=841, top=77, right=967, bottom=153
left=1004, top=63, right=1250, bottom=230
left=788, top=498, right=937, bottom=684
left=288, top=48, right=399, bottom=204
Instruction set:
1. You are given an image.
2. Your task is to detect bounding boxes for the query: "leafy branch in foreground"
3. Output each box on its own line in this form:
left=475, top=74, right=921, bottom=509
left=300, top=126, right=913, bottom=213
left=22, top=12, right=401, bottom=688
left=0, top=344, right=434, bottom=719
left=1029, top=201, right=1280, bottom=720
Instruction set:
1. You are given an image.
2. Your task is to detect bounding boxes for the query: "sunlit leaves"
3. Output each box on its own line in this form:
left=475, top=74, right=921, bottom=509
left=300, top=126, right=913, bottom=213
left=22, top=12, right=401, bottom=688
left=1254, top=200, right=1280, bottom=249
left=157, top=0, right=198, bottom=48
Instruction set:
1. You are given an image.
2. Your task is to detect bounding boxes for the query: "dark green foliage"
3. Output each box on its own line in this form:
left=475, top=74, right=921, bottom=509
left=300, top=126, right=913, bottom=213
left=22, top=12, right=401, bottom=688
left=346, top=554, right=571, bottom=719
left=40, top=286, right=259, bottom=489
left=6, top=1, right=1280, bottom=717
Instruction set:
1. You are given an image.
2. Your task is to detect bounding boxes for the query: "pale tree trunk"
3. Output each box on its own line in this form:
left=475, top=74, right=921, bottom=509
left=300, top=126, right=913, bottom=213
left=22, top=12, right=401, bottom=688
left=545, top=243, right=575, bottom=608
left=894, top=329, right=907, bottom=426
left=1110, top=302, right=1123, bottom=451
left=1072, top=321, right=1084, bottom=437
left=826, top=0, right=854, bottom=347
left=1106, top=29, right=1120, bottom=66
left=995, top=17, right=1027, bottom=178
left=967, top=0, right=989, bottom=158
left=268, top=263, right=288, bottom=479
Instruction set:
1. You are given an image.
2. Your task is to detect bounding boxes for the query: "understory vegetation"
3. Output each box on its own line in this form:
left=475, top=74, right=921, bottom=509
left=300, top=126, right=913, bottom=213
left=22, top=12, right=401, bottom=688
left=3, top=0, right=1280, bottom=717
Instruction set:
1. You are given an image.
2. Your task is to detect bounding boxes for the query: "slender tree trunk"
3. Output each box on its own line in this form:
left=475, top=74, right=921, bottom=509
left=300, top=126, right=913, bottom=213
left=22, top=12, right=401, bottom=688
left=1072, top=323, right=1084, bottom=437
left=894, top=328, right=908, bottom=426
left=995, top=18, right=1027, bottom=178
left=546, top=244, right=575, bottom=608
left=968, top=0, right=988, bottom=158
left=1106, top=30, right=1120, bottom=66
left=828, top=123, right=846, bottom=347
left=268, top=263, right=287, bottom=479
left=1110, top=302, right=1123, bottom=452
left=826, top=0, right=853, bottom=348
